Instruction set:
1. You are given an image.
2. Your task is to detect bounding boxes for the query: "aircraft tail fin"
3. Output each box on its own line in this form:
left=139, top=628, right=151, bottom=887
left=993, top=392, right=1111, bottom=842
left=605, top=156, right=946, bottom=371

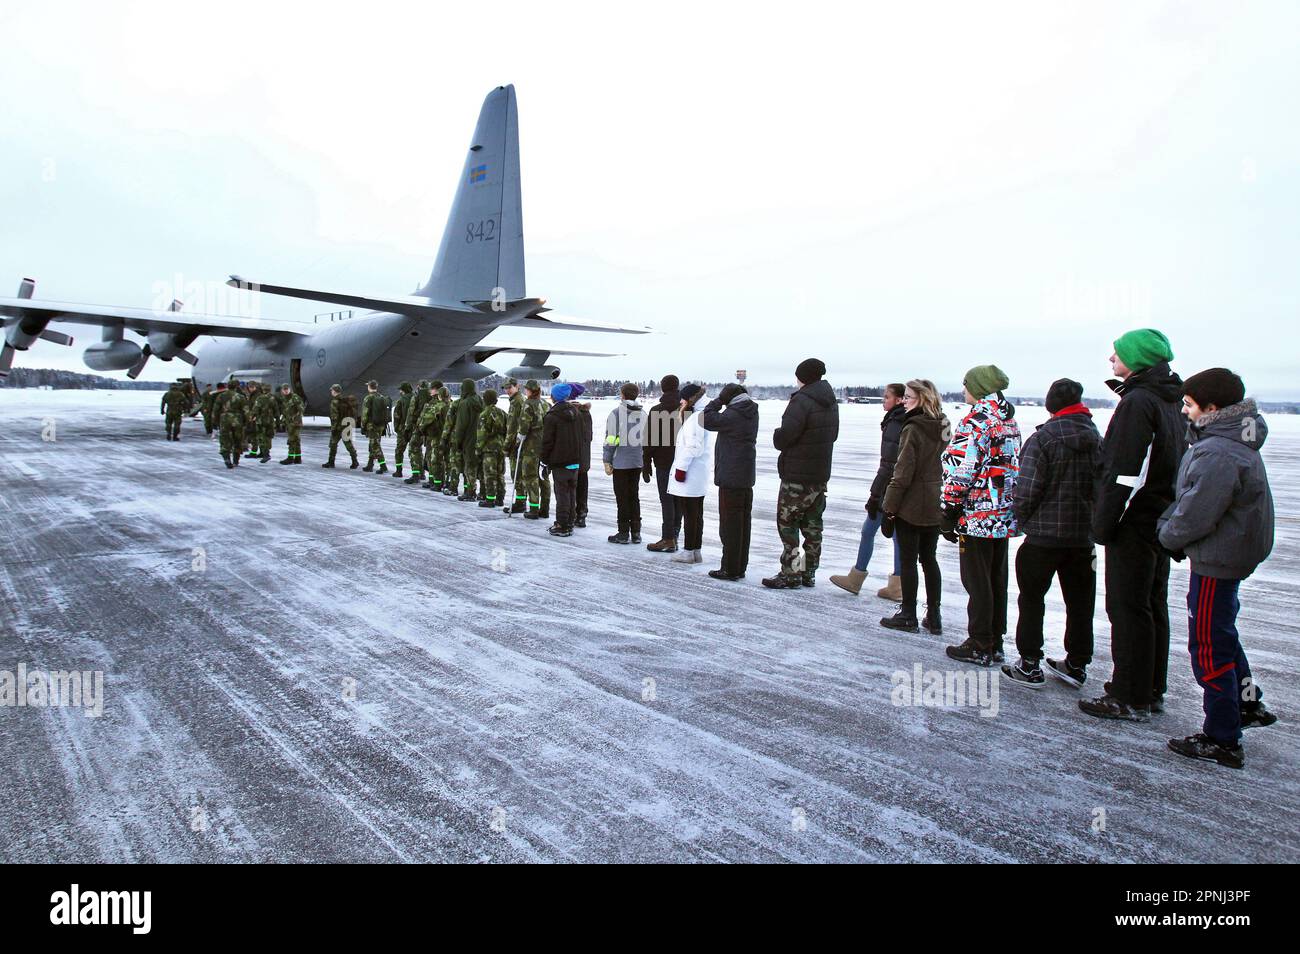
left=418, top=85, right=524, bottom=306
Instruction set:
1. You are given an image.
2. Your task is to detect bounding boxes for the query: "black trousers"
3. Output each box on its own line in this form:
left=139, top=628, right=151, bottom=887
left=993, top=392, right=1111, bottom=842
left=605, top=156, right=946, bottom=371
left=1104, top=521, right=1171, bottom=707
left=612, top=468, right=642, bottom=531
left=1015, top=542, right=1096, bottom=666
left=717, top=487, right=753, bottom=575
left=895, top=518, right=941, bottom=613
left=576, top=468, right=589, bottom=519
left=552, top=468, right=578, bottom=528
left=679, top=496, right=704, bottom=551
left=959, top=536, right=1009, bottom=651
left=655, top=462, right=683, bottom=541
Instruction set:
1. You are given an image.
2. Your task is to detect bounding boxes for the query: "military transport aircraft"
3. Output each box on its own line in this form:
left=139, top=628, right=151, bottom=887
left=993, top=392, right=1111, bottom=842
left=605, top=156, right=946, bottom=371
left=0, top=85, right=647, bottom=412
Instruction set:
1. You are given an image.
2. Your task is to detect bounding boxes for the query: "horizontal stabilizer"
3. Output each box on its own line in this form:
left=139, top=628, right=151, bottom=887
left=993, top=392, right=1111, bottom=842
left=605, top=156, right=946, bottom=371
left=507, top=312, right=651, bottom=335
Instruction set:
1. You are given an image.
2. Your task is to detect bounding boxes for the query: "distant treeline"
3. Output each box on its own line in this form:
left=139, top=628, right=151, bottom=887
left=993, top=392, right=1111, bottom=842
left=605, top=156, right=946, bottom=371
left=0, top=368, right=169, bottom=390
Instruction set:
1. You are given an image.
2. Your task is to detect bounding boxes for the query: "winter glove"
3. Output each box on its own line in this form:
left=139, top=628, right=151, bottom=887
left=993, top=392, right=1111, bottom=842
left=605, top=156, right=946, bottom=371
left=717, top=383, right=745, bottom=405
left=880, top=513, right=896, bottom=539
left=675, top=469, right=687, bottom=482
left=604, top=462, right=614, bottom=476
left=1162, top=545, right=1187, bottom=563
left=941, top=529, right=961, bottom=545
left=939, top=504, right=962, bottom=535
left=866, top=497, right=880, bottom=520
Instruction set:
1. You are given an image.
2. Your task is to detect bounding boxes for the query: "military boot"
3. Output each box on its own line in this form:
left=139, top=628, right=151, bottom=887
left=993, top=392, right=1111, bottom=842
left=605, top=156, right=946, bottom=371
left=511, top=498, right=526, bottom=514
left=280, top=456, right=294, bottom=464
left=393, top=465, right=403, bottom=478
left=377, top=461, right=388, bottom=474
left=322, top=459, right=336, bottom=468
left=223, top=453, right=234, bottom=469
left=404, top=472, right=422, bottom=485
left=363, top=458, right=375, bottom=472
left=350, top=455, right=360, bottom=469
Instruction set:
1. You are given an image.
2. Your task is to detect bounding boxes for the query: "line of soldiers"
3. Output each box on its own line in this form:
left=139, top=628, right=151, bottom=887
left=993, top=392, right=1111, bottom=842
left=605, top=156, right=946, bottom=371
left=207, top=380, right=306, bottom=469
left=319, top=376, right=553, bottom=517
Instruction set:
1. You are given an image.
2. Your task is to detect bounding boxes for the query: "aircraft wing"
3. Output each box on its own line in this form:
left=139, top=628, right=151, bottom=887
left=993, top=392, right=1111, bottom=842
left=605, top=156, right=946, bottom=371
left=471, top=343, right=624, bottom=360
left=0, top=296, right=312, bottom=338
left=503, top=312, right=652, bottom=335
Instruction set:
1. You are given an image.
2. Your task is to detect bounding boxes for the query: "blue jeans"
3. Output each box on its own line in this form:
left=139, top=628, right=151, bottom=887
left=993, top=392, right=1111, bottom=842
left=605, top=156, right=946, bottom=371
left=855, top=512, right=901, bottom=574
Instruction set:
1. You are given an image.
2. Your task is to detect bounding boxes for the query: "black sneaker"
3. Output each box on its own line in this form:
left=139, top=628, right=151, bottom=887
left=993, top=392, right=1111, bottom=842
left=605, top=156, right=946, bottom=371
left=921, top=608, right=943, bottom=635
left=1001, top=657, right=1045, bottom=689
left=991, top=645, right=1005, bottom=665
left=880, top=611, right=919, bottom=633
left=708, top=569, right=744, bottom=581
left=547, top=524, right=572, bottom=537
left=1079, top=695, right=1149, bottom=723
left=631, top=530, right=642, bottom=544
left=1045, top=657, right=1087, bottom=689
left=608, top=531, right=631, bottom=544
left=575, top=516, right=587, bottom=528
left=761, top=573, right=804, bottom=590
left=945, top=639, right=994, bottom=667
left=1150, top=695, right=1165, bottom=714
left=1241, top=704, right=1278, bottom=729
left=1168, top=733, right=1244, bottom=770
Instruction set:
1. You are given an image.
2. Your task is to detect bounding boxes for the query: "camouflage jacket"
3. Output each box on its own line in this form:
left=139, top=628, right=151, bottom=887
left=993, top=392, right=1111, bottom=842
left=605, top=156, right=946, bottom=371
left=282, top=393, right=304, bottom=428
left=362, top=392, right=387, bottom=432
left=505, top=391, right=524, bottom=448
left=440, top=399, right=459, bottom=448
left=477, top=405, right=507, bottom=455
left=161, top=388, right=185, bottom=414
left=418, top=396, right=448, bottom=439
left=252, top=392, right=276, bottom=426
left=393, top=392, right=413, bottom=436
left=224, top=391, right=248, bottom=423
left=404, top=390, right=430, bottom=435
left=329, top=395, right=351, bottom=430
left=518, top=396, right=546, bottom=449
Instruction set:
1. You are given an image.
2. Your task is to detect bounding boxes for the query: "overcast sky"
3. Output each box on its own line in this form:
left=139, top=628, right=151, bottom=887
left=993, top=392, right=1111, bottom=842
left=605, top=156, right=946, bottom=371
left=2, top=0, right=1297, bottom=396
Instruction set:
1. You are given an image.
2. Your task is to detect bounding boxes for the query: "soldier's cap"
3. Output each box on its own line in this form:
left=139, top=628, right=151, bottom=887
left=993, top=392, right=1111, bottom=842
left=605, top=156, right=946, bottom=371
left=330, top=383, right=342, bottom=392
left=280, top=383, right=290, bottom=390
left=366, top=379, right=379, bottom=389
left=505, top=377, right=518, bottom=387
left=438, top=386, right=449, bottom=399
left=524, top=378, right=540, bottom=392
left=430, top=379, right=443, bottom=390
left=483, top=388, right=498, bottom=405
left=399, top=381, right=413, bottom=393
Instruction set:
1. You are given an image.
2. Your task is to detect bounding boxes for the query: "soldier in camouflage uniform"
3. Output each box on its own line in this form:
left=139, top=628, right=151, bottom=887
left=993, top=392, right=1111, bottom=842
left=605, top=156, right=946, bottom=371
left=437, top=390, right=457, bottom=494
left=160, top=382, right=186, bottom=440
left=417, top=384, right=450, bottom=491
left=200, top=384, right=216, bottom=437
left=323, top=383, right=360, bottom=468
left=361, top=380, right=389, bottom=473
left=452, top=378, right=484, bottom=501
left=517, top=380, right=552, bottom=519
left=476, top=388, right=508, bottom=509
left=218, top=381, right=248, bottom=469
left=391, top=382, right=414, bottom=478
left=402, top=379, right=431, bottom=484
left=278, top=383, right=305, bottom=464
left=251, top=382, right=276, bottom=462
left=503, top=378, right=527, bottom=512
left=272, top=386, right=287, bottom=434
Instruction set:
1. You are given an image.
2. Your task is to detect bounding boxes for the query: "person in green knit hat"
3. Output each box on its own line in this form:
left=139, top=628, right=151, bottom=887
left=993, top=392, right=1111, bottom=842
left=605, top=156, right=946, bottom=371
left=1079, top=327, right=1185, bottom=724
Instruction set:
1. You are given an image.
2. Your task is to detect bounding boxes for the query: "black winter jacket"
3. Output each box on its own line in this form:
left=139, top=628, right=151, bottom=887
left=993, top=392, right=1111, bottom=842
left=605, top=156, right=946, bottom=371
left=541, top=401, right=583, bottom=468
left=1013, top=408, right=1102, bottom=547
left=773, top=380, right=839, bottom=485
left=1093, top=362, right=1185, bottom=544
left=869, top=403, right=907, bottom=501
left=576, top=403, right=593, bottom=472
left=643, top=388, right=682, bottom=470
left=701, top=393, right=759, bottom=489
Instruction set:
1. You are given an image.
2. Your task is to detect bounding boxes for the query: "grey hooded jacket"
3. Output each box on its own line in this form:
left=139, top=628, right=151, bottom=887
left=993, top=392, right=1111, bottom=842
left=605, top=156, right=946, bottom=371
left=1157, top=399, right=1274, bottom=580
left=603, top=400, right=645, bottom=470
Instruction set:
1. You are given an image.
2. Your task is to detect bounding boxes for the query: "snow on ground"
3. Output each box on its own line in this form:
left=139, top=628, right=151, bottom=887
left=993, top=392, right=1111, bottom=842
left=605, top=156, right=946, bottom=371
left=1, top=388, right=1297, bottom=862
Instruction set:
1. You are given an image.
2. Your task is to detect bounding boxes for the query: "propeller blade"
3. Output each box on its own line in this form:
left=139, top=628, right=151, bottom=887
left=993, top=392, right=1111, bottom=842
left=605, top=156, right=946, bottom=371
left=38, top=329, right=74, bottom=346
left=0, top=343, right=15, bottom=377
left=126, top=343, right=153, bottom=380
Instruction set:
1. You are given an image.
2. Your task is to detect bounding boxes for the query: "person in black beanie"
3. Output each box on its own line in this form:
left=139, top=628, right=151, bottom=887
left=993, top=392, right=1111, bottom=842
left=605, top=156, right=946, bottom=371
left=1002, top=378, right=1102, bottom=690
left=644, top=374, right=684, bottom=552
left=701, top=383, right=759, bottom=580
left=762, top=358, right=840, bottom=589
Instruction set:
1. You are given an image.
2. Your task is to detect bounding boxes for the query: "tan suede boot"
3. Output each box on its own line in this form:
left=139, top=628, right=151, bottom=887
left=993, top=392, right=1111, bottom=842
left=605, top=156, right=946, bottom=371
left=830, top=567, right=867, bottom=595
left=877, top=574, right=903, bottom=602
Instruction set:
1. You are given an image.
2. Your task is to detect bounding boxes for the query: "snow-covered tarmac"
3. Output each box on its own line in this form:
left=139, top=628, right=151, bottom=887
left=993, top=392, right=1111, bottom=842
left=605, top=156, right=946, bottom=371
left=1, top=388, right=1296, bottom=862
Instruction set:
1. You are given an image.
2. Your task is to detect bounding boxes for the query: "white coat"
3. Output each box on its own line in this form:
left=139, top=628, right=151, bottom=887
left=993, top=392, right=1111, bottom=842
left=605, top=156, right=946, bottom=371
left=667, top=409, right=712, bottom=498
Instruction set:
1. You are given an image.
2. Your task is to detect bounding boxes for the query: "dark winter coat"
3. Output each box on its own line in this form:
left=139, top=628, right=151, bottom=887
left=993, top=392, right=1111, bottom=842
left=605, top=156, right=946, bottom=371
left=453, top=380, right=485, bottom=452
left=701, top=393, right=759, bottom=489
left=1092, top=361, right=1185, bottom=545
left=576, top=403, right=593, bottom=472
left=643, top=388, right=682, bottom=470
left=882, top=409, right=947, bottom=527
left=541, top=401, right=583, bottom=468
left=773, top=379, right=840, bottom=485
left=869, top=403, right=908, bottom=501
left=1158, top=400, right=1274, bottom=580
left=1013, top=407, right=1103, bottom=547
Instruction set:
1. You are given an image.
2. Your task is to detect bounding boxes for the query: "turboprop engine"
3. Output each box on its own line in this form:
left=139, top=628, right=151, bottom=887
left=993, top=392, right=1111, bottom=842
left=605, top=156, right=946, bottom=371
left=505, top=364, right=561, bottom=381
